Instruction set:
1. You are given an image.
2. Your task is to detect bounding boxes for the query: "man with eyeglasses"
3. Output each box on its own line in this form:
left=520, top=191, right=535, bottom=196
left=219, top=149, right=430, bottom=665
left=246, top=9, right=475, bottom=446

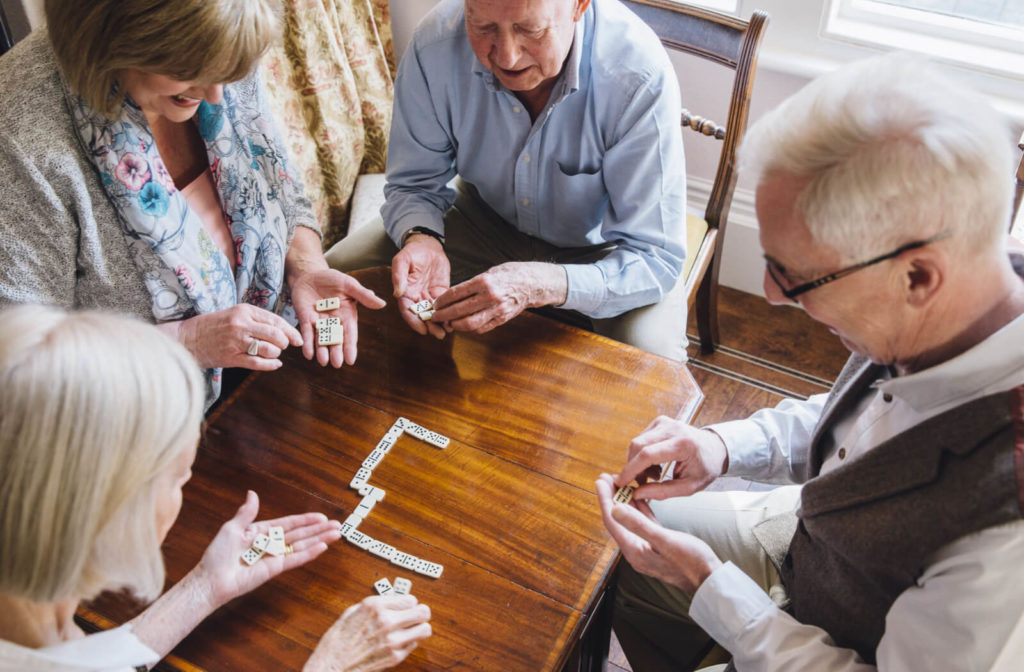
left=597, top=53, right=1024, bottom=672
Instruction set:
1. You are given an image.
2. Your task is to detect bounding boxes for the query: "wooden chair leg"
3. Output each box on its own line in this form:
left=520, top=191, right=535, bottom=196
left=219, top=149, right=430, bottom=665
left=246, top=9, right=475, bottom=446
left=696, top=271, right=720, bottom=354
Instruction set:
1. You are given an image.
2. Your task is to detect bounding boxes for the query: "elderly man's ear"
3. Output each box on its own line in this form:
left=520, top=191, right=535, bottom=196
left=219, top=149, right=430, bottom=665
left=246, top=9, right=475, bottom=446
left=573, top=0, right=592, bottom=21
left=905, top=254, right=944, bottom=307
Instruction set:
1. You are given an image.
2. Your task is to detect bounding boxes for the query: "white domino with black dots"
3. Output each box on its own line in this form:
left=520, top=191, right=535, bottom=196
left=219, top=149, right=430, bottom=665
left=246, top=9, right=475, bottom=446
left=342, top=416, right=449, bottom=579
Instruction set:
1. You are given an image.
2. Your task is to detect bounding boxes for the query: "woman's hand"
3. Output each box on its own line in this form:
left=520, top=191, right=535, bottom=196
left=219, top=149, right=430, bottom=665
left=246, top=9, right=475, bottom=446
left=130, top=491, right=341, bottom=659
left=190, top=490, right=341, bottom=611
left=289, top=268, right=386, bottom=367
left=303, top=595, right=433, bottom=672
left=159, top=304, right=303, bottom=371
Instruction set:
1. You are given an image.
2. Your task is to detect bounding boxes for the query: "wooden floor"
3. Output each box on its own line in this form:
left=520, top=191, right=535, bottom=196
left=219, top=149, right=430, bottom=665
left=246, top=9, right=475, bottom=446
left=606, top=286, right=850, bottom=672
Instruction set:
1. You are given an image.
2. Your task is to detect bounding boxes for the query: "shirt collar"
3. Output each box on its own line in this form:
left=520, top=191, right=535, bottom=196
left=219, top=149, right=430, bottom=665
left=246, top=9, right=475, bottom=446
left=876, top=310, right=1024, bottom=411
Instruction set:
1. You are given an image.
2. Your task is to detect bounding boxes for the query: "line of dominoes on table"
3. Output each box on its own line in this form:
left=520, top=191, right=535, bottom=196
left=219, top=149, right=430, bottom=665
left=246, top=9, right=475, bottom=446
left=340, top=416, right=449, bottom=580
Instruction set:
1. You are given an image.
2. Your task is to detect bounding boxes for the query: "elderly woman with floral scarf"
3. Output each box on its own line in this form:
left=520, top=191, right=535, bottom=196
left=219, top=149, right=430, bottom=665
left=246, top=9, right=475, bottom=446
left=0, top=0, right=385, bottom=404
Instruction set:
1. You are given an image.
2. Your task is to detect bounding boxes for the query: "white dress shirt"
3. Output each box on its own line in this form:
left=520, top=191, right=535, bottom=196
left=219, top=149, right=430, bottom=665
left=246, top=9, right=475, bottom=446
left=693, top=311, right=1024, bottom=671
left=0, top=625, right=158, bottom=672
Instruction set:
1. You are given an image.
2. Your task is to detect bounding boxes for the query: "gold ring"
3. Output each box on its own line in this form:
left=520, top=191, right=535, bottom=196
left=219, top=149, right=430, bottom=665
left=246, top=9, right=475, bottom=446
left=247, top=339, right=260, bottom=356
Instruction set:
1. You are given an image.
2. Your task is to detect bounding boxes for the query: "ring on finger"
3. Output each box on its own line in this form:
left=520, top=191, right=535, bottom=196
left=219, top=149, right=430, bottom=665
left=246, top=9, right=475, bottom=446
left=247, top=338, right=261, bottom=357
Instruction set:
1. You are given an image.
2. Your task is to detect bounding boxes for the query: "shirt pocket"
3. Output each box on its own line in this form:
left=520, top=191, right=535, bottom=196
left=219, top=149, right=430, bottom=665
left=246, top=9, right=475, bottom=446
left=548, top=160, right=608, bottom=235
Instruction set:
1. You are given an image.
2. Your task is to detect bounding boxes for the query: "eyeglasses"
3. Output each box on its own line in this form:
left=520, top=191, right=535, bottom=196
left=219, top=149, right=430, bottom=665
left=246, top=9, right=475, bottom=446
left=765, top=233, right=948, bottom=302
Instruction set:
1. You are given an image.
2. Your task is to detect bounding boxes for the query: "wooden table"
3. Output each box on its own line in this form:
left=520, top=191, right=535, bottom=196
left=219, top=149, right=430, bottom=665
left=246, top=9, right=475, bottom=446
left=80, top=267, right=703, bottom=671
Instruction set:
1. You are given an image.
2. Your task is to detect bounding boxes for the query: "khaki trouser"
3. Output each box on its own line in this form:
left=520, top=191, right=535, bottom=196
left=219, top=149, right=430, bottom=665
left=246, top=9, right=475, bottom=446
left=324, top=180, right=689, bottom=362
left=614, top=486, right=803, bottom=671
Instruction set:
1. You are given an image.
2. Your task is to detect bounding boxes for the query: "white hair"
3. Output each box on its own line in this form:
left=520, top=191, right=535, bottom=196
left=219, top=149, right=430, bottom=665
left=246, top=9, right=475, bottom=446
left=0, top=306, right=204, bottom=603
left=740, top=53, right=1014, bottom=263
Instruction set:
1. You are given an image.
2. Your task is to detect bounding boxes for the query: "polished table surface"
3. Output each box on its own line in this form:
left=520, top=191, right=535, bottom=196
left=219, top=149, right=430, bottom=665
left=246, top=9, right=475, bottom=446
left=81, top=267, right=703, bottom=671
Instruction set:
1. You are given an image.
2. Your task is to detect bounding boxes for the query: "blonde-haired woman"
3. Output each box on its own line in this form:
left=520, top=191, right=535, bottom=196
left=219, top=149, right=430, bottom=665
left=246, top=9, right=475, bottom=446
left=0, top=0, right=386, bottom=406
left=0, top=306, right=432, bottom=671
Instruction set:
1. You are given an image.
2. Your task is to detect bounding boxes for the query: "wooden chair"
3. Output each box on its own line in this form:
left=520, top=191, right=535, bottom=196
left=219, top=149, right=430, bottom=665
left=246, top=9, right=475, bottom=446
left=1013, top=130, right=1024, bottom=232
left=623, top=0, right=769, bottom=354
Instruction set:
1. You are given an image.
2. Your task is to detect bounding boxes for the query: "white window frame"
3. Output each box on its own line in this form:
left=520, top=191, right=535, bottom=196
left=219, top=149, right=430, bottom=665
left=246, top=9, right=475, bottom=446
left=821, top=0, right=1024, bottom=80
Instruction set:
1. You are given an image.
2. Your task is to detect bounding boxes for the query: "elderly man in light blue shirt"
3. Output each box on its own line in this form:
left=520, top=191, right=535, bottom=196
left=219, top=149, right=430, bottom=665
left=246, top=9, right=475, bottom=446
left=326, top=0, right=687, bottom=361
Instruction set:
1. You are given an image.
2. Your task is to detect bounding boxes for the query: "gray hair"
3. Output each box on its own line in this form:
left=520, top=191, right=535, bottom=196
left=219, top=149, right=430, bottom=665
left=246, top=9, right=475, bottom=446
left=740, top=53, right=1014, bottom=263
left=0, top=306, right=205, bottom=602
left=46, top=0, right=282, bottom=119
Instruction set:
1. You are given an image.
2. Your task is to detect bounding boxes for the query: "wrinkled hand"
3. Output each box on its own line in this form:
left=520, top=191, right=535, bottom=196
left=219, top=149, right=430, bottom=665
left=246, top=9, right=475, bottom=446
left=189, top=491, right=341, bottom=611
left=290, top=269, right=387, bottom=367
left=615, top=416, right=729, bottom=501
left=170, top=304, right=303, bottom=371
left=431, top=261, right=567, bottom=335
left=391, top=235, right=450, bottom=339
left=303, top=595, right=433, bottom=672
left=596, top=474, right=721, bottom=594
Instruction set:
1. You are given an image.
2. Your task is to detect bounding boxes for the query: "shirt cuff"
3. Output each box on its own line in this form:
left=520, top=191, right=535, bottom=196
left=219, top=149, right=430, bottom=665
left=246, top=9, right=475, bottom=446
left=560, top=263, right=605, bottom=314
left=708, top=419, right=772, bottom=478
left=386, top=213, right=445, bottom=247
left=690, top=561, right=777, bottom=653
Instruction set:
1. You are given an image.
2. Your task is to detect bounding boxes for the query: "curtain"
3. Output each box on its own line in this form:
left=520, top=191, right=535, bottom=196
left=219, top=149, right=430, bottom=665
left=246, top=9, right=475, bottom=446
left=261, top=0, right=395, bottom=248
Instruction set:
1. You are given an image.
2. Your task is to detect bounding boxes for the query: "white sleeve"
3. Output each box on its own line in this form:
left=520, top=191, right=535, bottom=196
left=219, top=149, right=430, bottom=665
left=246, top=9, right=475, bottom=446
left=689, top=521, right=1024, bottom=672
left=708, top=393, right=827, bottom=484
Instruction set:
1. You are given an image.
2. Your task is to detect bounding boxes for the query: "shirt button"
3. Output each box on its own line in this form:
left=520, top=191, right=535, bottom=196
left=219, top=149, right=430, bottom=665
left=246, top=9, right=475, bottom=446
left=523, top=154, right=531, bottom=163
left=883, top=393, right=893, bottom=403
left=838, top=447, right=847, bottom=460
left=512, top=105, right=522, bottom=113
left=521, top=198, right=530, bottom=206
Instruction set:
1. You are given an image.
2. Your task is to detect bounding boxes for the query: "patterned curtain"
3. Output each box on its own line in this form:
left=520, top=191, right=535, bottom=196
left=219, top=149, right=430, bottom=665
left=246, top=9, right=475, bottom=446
left=261, top=0, right=395, bottom=248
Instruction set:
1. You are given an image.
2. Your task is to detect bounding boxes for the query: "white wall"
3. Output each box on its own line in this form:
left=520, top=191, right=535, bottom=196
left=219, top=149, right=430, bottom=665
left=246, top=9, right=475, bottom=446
left=389, top=0, right=1024, bottom=296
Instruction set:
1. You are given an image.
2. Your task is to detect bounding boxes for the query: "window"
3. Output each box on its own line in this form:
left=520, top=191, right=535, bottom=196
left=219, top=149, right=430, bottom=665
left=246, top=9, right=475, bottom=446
left=878, top=0, right=1023, bottom=30
left=822, top=0, right=1024, bottom=78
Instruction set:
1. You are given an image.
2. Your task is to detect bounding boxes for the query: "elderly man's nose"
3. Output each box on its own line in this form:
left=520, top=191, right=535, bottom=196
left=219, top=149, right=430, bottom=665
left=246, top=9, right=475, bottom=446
left=492, top=32, right=521, bottom=68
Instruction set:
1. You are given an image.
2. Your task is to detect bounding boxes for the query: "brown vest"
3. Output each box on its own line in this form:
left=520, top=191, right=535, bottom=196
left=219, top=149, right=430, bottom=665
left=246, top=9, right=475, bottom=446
left=776, top=355, right=1024, bottom=663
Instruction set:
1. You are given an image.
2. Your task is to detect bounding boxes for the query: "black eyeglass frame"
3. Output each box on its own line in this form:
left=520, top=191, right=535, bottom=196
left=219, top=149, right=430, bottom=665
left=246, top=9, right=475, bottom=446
left=766, top=233, right=949, bottom=301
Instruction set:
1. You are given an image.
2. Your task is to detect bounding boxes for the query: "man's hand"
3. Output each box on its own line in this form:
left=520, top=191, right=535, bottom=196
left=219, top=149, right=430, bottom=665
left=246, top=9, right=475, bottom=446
left=615, top=416, right=729, bottom=500
left=290, top=269, right=387, bottom=367
left=392, top=234, right=450, bottom=339
left=303, top=595, right=432, bottom=672
left=431, top=262, right=567, bottom=334
left=189, top=491, right=341, bottom=611
left=163, top=304, right=303, bottom=371
left=596, top=474, right=721, bottom=594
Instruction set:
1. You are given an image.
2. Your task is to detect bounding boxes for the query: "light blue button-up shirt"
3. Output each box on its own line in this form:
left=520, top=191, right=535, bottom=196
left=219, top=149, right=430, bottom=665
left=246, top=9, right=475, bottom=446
left=382, top=0, right=686, bottom=318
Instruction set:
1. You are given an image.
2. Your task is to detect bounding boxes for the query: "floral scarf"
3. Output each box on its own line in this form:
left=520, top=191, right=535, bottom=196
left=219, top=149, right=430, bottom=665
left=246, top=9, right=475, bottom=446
left=63, top=74, right=304, bottom=403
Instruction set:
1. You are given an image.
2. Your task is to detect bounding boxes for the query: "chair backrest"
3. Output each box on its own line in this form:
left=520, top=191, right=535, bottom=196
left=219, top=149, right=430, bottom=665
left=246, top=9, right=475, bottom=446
left=1013, top=130, right=1024, bottom=232
left=622, top=0, right=768, bottom=237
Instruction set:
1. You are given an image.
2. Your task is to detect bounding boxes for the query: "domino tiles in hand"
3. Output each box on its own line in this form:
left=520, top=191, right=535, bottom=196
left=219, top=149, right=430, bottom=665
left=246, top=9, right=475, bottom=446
left=613, top=483, right=637, bottom=505
left=240, top=547, right=264, bottom=566
left=317, top=322, right=343, bottom=347
left=315, top=297, right=341, bottom=312
left=265, top=526, right=287, bottom=556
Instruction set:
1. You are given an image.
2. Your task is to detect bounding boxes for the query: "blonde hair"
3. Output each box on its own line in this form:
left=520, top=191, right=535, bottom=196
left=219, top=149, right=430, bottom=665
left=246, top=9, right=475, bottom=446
left=740, top=53, right=1014, bottom=263
left=45, top=0, right=282, bottom=118
left=0, top=306, right=205, bottom=603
